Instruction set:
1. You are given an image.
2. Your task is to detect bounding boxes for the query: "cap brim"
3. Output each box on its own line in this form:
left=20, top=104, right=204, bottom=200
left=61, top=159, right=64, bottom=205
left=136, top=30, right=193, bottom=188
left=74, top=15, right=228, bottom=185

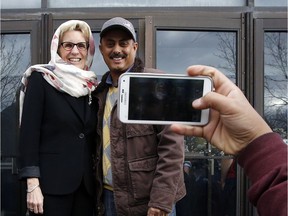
left=100, top=25, right=135, bottom=41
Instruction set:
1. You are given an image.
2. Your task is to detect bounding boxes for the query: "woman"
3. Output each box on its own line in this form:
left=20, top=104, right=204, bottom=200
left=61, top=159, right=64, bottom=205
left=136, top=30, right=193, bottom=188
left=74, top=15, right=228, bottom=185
left=18, top=20, right=97, bottom=216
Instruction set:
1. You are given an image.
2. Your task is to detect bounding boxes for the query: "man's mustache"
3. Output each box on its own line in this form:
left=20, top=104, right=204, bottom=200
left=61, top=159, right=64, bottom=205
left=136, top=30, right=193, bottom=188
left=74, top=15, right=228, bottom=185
left=109, top=53, right=127, bottom=59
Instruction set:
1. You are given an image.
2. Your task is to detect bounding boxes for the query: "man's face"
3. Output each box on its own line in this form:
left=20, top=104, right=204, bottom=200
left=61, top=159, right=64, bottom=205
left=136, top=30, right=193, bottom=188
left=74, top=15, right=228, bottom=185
left=99, top=28, right=138, bottom=76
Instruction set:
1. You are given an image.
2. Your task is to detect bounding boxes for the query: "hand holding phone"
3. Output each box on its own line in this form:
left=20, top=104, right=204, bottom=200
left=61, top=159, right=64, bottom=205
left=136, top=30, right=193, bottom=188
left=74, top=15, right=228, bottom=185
left=118, top=73, right=213, bottom=125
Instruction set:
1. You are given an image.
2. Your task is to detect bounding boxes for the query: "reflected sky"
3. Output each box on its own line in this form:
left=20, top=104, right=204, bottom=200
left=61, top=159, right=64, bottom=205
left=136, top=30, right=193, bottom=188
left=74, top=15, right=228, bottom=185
left=2, top=0, right=286, bottom=9
left=1, top=34, right=30, bottom=76
left=156, top=30, right=236, bottom=82
left=255, top=0, right=287, bottom=6
left=264, top=32, right=287, bottom=137
left=91, top=33, right=109, bottom=80
left=1, top=0, right=41, bottom=8
left=4, top=0, right=288, bottom=9
left=47, top=0, right=245, bottom=8
left=1, top=34, right=30, bottom=111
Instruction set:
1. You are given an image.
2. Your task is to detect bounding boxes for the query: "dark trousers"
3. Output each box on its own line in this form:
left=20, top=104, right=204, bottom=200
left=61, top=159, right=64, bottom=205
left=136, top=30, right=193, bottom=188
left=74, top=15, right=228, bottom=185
left=28, top=181, right=94, bottom=216
left=103, top=189, right=117, bottom=216
left=103, top=189, right=176, bottom=216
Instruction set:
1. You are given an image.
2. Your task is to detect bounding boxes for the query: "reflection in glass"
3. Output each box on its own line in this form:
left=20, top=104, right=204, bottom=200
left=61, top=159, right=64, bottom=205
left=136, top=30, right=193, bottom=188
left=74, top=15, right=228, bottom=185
left=91, top=33, right=110, bottom=80
left=1, top=34, right=30, bottom=111
left=156, top=30, right=237, bottom=155
left=255, top=0, right=287, bottom=6
left=1, top=0, right=41, bottom=9
left=177, top=158, right=236, bottom=216
left=156, top=31, right=236, bottom=82
left=48, top=0, right=245, bottom=8
left=1, top=33, right=31, bottom=216
left=264, top=32, right=287, bottom=141
left=157, top=30, right=237, bottom=215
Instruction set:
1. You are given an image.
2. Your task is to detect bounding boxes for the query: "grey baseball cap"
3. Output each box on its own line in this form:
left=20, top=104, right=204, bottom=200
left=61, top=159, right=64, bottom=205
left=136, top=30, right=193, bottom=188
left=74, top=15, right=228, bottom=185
left=100, top=17, right=136, bottom=41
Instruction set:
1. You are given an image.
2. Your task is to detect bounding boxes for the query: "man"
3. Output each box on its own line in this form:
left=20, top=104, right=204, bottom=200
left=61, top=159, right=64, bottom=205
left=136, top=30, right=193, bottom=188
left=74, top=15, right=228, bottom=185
left=93, top=17, right=186, bottom=216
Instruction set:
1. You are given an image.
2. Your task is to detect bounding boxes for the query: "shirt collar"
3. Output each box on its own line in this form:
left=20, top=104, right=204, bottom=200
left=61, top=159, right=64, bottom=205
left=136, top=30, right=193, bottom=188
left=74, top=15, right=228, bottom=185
left=105, top=64, right=134, bottom=86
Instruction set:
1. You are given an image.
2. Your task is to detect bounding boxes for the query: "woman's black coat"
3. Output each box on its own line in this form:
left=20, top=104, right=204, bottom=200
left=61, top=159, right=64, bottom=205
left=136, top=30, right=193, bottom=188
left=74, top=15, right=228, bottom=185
left=18, top=72, right=97, bottom=196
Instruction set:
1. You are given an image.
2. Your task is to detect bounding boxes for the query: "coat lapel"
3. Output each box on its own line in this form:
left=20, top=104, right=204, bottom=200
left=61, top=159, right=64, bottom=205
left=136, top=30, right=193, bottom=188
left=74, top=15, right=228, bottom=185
left=63, top=94, right=86, bottom=124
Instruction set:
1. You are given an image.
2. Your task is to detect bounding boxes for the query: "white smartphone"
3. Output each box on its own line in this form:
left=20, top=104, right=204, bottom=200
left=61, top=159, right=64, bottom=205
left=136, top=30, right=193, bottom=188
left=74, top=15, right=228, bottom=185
left=117, top=73, right=213, bottom=125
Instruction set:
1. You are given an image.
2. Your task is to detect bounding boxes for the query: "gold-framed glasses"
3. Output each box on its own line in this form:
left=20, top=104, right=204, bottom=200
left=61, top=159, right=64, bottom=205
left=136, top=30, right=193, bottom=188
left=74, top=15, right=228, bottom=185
left=60, top=42, right=89, bottom=51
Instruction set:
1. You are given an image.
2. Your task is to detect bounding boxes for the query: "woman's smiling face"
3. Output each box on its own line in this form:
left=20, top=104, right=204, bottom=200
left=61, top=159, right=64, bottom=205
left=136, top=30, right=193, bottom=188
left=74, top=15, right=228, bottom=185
left=58, top=30, right=88, bottom=70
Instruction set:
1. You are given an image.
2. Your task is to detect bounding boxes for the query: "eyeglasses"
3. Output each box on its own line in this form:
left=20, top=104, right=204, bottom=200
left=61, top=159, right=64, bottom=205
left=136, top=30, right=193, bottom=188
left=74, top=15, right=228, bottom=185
left=60, top=42, right=89, bottom=51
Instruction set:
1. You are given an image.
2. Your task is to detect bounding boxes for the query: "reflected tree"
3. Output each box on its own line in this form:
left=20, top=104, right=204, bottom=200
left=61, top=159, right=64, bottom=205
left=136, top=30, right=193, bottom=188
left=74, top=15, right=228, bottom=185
left=185, top=32, right=238, bottom=156
left=213, top=31, right=287, bottom=139
left=1, top=34, right=29, bottom=111
left=264, top=32, right=287, bottom=139
left=214, top=32, right=237, bottom=82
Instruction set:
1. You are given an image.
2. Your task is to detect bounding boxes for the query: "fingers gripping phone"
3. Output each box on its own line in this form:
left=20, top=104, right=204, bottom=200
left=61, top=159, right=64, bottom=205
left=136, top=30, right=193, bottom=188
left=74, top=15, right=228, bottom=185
left=117, top=73, right=213, bottom=125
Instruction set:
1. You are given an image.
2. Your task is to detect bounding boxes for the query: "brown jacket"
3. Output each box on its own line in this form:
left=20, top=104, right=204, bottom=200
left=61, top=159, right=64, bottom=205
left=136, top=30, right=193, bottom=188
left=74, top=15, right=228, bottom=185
left=93, top=58, right=186, bottom=215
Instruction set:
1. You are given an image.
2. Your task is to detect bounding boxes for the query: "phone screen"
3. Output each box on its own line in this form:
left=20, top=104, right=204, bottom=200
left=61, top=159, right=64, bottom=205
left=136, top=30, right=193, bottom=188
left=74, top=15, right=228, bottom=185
left=127, top=77, right=204, bottom=122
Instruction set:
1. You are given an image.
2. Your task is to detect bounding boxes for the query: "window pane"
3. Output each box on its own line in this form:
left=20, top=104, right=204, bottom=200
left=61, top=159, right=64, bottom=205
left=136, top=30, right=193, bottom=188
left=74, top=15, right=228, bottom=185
left=157, top=30, right=237, bottom=157
left=264, top=32, right=287, bottom=142
left=1, top=158, right=22, bottom=215
left=48, top=0, right=245, bottom=8
left=1, top=34, right=30, bottom=156
left=1, top=0, right=41, bottom=9
left=1, top=33, right=31, bottom=215
left=177, top=158, right=236, bottom=215
left=91, top=33, right=109, bottom=81
left=156, top=30, right=237, bottom=82
left=255, top=0, right=287, bottom=6
left=1, top=34, right=30, bottom=111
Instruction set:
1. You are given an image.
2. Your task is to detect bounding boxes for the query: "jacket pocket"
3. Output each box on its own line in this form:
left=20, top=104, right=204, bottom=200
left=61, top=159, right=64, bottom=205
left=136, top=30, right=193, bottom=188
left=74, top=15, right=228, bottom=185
left=128, top=156, right=158, bottom=200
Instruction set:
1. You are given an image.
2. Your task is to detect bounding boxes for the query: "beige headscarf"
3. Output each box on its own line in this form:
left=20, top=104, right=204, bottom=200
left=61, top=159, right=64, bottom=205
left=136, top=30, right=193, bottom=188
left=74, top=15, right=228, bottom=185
left=19, top=20, right=97, bottom=124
